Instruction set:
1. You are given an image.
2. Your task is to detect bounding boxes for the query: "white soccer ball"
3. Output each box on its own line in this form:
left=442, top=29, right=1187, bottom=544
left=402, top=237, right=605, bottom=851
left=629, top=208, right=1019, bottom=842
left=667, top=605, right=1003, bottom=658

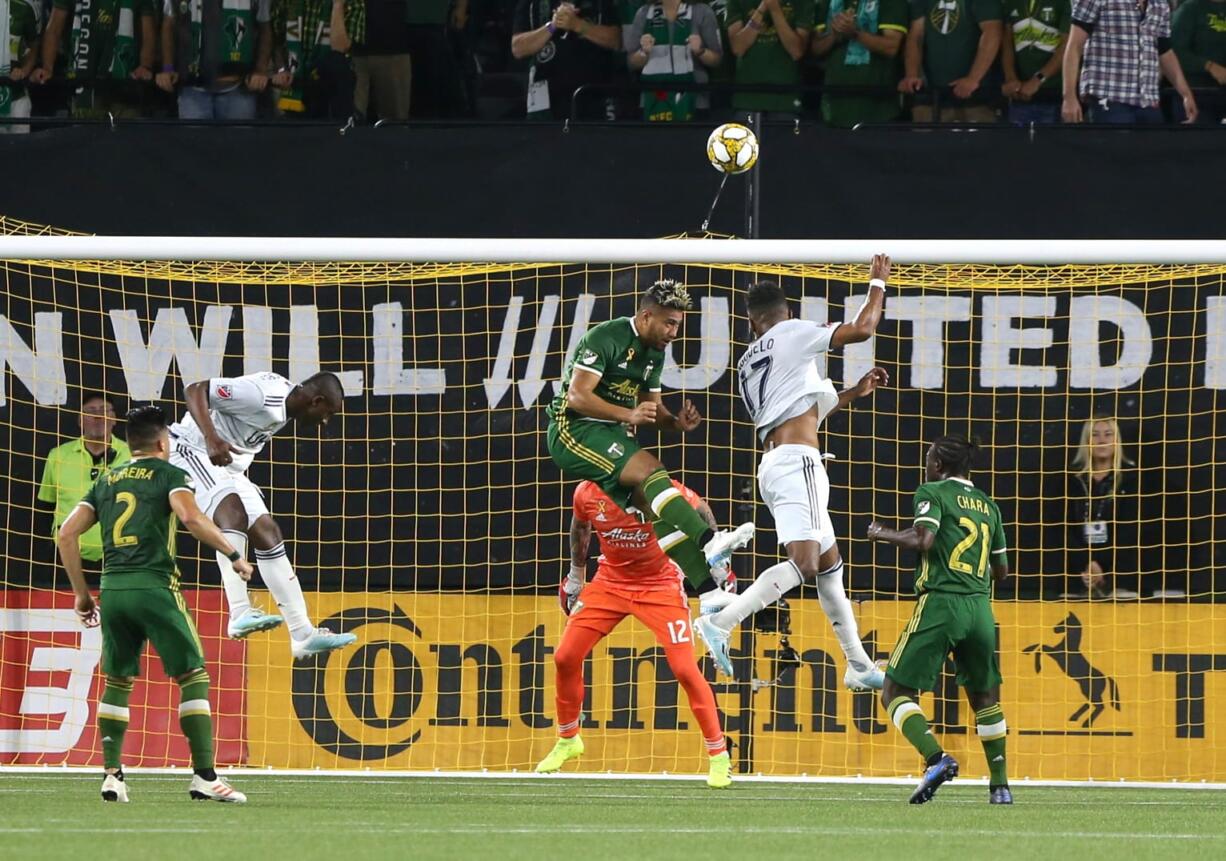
left=706, top=123, right=759, bottom=175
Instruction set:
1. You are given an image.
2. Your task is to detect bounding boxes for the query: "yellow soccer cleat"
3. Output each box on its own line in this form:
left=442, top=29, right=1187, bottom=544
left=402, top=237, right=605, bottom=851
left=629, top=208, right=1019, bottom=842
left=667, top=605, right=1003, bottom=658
left=707, top=752, right=732, bottom=789
left=535, top=735, right=585, bottom=774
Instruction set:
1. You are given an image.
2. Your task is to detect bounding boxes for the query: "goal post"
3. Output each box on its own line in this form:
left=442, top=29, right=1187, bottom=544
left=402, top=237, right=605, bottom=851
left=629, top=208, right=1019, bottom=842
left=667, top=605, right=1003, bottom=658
left=1, top=236, right=1223, bottom=784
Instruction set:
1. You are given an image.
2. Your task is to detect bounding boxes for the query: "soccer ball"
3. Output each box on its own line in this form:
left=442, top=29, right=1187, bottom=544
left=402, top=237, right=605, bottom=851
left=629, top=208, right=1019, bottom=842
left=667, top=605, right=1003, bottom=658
left=706, top=123, right=759, bottom=175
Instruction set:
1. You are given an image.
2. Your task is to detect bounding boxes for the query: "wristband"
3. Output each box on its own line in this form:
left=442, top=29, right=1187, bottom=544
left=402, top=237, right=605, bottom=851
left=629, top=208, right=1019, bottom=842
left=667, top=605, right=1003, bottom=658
left=869, top=278, right=886, bottom=290
left=161, top=64, right=175, bottom=73
left=227, top=550, right=242, bottom=563
left=1033, top=71, right=1047, bottom=82
left=547, top=21, right=556, bottom=34
left=748, top=17, right=761, bottom=30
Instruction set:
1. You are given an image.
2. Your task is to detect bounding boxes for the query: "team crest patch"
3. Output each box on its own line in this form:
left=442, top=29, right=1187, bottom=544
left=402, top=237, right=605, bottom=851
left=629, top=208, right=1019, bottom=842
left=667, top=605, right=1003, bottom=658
left=918, top=501, right=931, bottom=515
left=581, top=350, right=598, bottom=365
left=929, top=0, right=960, bottom=34
left=215, top=385, right=232, bottom=399
left=608, top=442, right=625, bottom=458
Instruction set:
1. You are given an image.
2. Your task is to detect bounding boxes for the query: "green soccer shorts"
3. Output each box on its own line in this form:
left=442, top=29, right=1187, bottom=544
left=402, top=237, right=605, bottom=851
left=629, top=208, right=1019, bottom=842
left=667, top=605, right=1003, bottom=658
left=100, top=587, right=206, bottom=679
left=547, top=413, right=642, bottom=508
left=886, top=591, right=1002, bottom=693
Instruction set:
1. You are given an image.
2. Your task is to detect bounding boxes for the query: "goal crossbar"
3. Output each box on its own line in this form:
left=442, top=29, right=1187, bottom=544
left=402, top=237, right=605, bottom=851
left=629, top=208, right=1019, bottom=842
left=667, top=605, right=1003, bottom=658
left=0, top=237, right=1224, bottom=264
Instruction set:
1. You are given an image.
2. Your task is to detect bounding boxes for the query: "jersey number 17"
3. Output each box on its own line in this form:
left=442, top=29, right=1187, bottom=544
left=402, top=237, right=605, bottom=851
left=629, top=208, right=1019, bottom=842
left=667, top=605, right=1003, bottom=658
left=740, top=356, right=773, bottom=414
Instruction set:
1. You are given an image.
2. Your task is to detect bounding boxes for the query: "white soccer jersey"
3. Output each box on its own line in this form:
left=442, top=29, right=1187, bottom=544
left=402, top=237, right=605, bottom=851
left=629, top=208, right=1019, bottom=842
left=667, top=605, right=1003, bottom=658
left=170, top=372, right=294, bottom=473
left=737, top=318, right=841, bottom=442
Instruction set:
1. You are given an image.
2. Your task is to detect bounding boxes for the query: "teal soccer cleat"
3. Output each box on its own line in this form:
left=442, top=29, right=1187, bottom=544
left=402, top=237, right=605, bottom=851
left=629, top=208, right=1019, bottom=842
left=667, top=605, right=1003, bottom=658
left=693, top=616, right=734, bottom=678
left=291, top=628, right=358, bottom=659
left=226, top=608, right=284, bottom=640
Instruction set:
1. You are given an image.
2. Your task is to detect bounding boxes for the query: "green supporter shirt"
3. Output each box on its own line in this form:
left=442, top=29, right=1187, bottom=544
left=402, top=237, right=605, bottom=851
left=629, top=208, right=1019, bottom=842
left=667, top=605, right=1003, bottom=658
left=909, top=0, right=1002, bottom=89
left=38, top=437, right=132, bottom=562
left=1003, top=0, right=1068, bottom=91
left=2, top=0, right=40, bottom=111
left=80, top=457, right=194, bottom=590
left=52, top=0, right=155, bottom=79
left=547, top=317, right=665, bottom=424
left=1172, top=0, right=1226, bottom=88
left=727, top=0, right=815, bottom=111
left=815, top=0, right=909, bottom=126
left=910, top=476, right=1008, bottom=596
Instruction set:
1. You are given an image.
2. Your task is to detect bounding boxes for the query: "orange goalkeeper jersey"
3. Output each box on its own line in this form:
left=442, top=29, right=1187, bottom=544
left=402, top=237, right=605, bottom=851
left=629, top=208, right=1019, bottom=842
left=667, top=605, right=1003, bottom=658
left=573, top=479, right=703, bottom=591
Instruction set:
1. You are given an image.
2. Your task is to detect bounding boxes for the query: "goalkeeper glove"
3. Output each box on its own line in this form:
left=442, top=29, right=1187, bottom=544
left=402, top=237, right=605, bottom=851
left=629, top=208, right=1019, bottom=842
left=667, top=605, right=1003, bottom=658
left=560, top=565, right=585, bottom=615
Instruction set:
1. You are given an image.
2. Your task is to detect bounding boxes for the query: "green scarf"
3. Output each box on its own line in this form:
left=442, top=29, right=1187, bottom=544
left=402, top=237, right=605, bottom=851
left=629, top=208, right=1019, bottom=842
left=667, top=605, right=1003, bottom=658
left=273, top=0, right=332, bottom=111
left=640, top=2, right=696, bottom=122
left=829, top=0, right=876, bottom=66
left=68, top=0, right=141, bottom=79
left=174, top=0, right=260, bottom=82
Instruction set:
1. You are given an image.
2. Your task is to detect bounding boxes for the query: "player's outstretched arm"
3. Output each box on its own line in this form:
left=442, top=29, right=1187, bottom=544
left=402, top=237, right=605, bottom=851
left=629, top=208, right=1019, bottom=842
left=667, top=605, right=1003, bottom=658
left=831, top=254, right=890, bottom=348
left=169, top=491, right=255, bottom=580
left=831, top=367, right=889, bottom=416
left=57, top=503, right=100, bottom=627
left=867, top=520, right=935, bottom=552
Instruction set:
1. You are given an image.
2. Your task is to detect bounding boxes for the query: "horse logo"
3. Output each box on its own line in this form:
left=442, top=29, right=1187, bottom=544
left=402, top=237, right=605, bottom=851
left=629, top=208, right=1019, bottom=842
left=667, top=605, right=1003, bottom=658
left=1024, top=613, right=1121, bottom=727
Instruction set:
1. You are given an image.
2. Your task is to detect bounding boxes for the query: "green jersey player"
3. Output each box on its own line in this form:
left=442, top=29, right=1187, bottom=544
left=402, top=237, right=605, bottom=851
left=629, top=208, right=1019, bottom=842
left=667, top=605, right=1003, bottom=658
left=867, top=435, right=1013, bottom=806
left=58, top=405, right=253, bottom=804
left=546, top=280, right=753, bottom=611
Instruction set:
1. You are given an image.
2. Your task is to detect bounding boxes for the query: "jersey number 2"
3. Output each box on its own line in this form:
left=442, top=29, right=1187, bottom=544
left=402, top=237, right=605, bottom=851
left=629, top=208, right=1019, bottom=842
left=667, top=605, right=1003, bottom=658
left=112, top=492, right=140, bottom=547
left=739, top=356, right=773, bottom=414
left=949, top=517, right=990, bottom=578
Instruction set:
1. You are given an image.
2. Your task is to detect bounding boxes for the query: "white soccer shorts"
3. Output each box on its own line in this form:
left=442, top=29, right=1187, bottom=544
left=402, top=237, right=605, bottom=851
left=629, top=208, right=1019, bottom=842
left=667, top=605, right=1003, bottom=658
left=170, top=440, right=270, bottom=528
left=757, top=444, right=836, bottom=551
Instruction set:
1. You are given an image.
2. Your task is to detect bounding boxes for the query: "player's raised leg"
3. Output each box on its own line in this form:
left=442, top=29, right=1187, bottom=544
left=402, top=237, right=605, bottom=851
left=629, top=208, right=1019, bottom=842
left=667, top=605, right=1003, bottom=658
left=247, top=514, right=356, bottom=659
left=198, top=493, right=284, bottom=639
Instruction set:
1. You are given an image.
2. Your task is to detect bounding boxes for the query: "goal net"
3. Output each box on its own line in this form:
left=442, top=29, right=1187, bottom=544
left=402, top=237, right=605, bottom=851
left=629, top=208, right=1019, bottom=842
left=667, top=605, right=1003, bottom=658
left=1, top=233, right=1223, bottom=783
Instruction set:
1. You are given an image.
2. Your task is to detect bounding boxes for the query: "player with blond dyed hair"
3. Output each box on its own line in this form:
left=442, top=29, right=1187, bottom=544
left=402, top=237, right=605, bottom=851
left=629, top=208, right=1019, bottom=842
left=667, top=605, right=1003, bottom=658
left=546, top=280, right=755, bottom=614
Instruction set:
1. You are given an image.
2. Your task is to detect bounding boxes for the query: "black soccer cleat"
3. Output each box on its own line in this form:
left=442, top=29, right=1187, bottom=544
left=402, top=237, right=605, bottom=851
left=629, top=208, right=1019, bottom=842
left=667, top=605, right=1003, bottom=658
left=909, top=753, right=959, bottom=804
left=989, top=785, right=1014, bottom=805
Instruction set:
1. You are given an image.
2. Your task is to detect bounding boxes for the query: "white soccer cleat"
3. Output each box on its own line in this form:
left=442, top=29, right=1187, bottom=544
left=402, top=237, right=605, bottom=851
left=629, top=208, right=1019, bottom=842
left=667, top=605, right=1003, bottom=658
left=189, top=774, right=247, bottom=803
left=693, top=615, right=735, bottom=678
left=698, top=588, right=737, bottom=616
left=843, top=662, right=886, bottom=692
left=702, top=522, right=755, bottom=568
left=226, top=607, right=284, bottom=640
left=101, top=773, right=129, bottom=803
left=291, top=627, right=358, bottom=660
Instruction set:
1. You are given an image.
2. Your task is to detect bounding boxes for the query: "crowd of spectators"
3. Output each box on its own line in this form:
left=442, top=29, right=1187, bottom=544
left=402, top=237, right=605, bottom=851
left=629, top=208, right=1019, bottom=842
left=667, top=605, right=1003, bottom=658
left=0, top=0, right=1223, bottom=128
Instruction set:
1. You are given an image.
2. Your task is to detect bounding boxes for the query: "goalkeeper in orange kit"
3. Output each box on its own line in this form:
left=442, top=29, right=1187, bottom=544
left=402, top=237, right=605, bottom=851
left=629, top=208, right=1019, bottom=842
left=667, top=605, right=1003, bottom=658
left=536, top=479, right=736, bottom=788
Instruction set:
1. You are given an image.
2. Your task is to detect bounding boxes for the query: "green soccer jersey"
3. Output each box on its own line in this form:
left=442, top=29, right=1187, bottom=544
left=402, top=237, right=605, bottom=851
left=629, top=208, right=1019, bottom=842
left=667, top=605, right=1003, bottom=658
left=81, top=457, right=194, bottom=590
left=815, top=0, right=909, bottom=126
left=911, top=476, right=1007, bottom=595
left=547, top=317, right=665, bottom=424
left=1172, top=0, right=1226, bottom=88
left=1003, top=0, right=1068, bottom=90
left=909, top=0, right=1002, bottom=90
left=727, top=0, right=815, bottom=111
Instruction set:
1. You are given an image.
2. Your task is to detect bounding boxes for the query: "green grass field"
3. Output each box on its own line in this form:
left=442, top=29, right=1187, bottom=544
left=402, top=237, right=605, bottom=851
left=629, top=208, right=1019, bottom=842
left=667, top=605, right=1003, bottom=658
left=3, top=774, right=1224, bottom=861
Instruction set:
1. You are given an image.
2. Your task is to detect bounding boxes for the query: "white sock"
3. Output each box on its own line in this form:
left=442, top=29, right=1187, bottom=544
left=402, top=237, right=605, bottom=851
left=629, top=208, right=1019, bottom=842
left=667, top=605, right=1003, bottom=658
left=254, top=543, right=314, bottom=642
left=815, top=560, right=874, bottom=672
left=710, top=561, right=803, bottom=631
left=217, top=530, right=250, bottom=620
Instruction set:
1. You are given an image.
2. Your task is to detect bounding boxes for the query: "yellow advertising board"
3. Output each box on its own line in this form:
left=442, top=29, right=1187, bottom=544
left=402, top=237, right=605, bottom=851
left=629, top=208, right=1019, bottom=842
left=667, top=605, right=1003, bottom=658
left=244, top=593, right=1226, bottom=781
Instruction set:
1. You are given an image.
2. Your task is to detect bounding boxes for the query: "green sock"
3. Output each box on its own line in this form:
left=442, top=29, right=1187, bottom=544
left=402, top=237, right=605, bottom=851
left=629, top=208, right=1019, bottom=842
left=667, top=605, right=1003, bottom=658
left=976, top=704, right=1009, bottom=787
left=98, top=677, right=133, bottom=770
left=640, top=469, right=714, bottom=547
left=654, top=519, right=711, bottom=589
left=177, top=669, right=215, bottom=771
left=887, top=696, right=943, bottom=763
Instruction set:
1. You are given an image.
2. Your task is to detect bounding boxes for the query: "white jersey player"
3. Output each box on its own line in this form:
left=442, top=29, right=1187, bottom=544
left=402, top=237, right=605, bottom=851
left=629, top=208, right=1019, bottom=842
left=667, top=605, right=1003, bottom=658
left=170, top=371, right=357, bottom=659
left=695, top=255, right=892, bottom=691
